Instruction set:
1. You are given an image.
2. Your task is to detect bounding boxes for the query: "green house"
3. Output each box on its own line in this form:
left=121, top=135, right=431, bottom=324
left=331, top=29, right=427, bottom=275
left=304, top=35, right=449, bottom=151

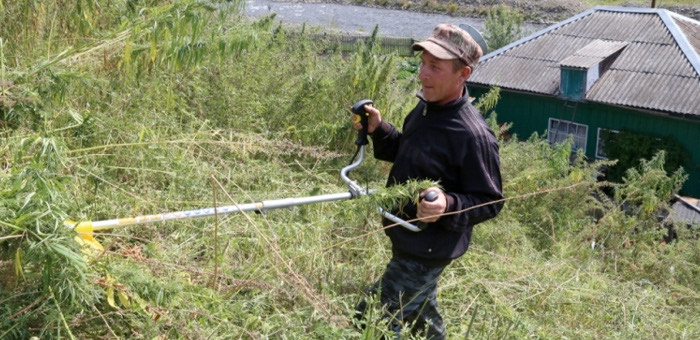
left=467, top=6, right=700, bottom=197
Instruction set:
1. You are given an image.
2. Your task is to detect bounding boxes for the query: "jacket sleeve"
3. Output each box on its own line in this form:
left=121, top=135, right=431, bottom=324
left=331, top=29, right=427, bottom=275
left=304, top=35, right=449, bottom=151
left=370, top=120, right=402, bottom=163
left=441, top=135, right=504, bottom=231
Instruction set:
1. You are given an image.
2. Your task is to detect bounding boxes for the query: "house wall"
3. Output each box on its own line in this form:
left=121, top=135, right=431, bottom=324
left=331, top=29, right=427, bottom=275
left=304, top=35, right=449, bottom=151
left=468, top=86, right=700, bottom=197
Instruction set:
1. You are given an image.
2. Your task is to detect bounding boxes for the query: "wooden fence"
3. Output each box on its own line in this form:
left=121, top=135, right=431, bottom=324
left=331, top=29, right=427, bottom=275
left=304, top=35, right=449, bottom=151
left=311, top=33, right=416, bottom=56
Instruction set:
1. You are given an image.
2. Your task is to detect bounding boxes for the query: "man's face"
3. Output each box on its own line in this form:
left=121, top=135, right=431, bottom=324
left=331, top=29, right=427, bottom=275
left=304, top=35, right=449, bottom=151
left=418, top=51, right=470, bottom=105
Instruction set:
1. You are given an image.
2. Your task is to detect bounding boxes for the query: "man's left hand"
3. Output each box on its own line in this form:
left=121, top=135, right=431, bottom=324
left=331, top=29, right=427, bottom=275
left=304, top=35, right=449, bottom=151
left=417, top=187, right=447, bottom=223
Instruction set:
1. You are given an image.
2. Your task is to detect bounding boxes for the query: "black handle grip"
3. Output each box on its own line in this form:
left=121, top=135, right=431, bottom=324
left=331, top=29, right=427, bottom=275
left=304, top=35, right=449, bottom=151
left=351, top=99, right=373, bottom=146
left=416, top=190, right=439, bottom=230
left=422, top=191, right=439, bottom=202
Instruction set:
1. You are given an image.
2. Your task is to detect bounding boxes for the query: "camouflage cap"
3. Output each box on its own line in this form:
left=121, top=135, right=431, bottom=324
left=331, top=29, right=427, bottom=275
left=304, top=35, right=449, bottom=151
left=412, top=23, right=483, bottom=69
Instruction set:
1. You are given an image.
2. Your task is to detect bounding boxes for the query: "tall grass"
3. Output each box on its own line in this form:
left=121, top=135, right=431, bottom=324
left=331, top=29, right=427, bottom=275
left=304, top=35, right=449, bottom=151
left=1, top=0, right=698, bottom=339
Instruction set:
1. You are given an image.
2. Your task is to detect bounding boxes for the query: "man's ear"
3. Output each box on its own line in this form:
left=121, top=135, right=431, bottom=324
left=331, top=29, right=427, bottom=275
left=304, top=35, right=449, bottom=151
left=461, top=66, right=472, bottom=81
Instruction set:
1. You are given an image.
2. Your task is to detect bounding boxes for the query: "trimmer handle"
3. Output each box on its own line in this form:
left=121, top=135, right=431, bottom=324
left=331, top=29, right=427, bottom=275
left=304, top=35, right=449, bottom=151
left=351, top=99, right=373, bottom=146
left=421, top=191, right=439, bottom=203
left=416, top=190, right=439, bottom=230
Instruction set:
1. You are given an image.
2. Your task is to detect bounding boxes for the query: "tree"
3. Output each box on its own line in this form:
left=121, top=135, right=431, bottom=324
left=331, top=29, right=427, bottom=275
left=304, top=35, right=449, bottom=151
left=483, top=4, right=524, bottom=52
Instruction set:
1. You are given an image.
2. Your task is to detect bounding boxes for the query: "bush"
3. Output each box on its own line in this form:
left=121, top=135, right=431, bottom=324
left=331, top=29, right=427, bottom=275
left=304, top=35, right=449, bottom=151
left=483, top=4, right=524, bottom=51
left=600, top=129, right=690, bottom=185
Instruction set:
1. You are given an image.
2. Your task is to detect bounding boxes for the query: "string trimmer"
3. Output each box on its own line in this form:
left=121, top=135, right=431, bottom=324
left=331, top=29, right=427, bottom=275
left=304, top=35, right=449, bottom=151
left=65, top=100, right=435, bottom=248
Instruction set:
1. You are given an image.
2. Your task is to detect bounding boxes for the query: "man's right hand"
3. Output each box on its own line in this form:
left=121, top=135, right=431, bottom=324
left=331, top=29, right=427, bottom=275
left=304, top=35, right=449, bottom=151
left=352, top=104, right=382, bottom=134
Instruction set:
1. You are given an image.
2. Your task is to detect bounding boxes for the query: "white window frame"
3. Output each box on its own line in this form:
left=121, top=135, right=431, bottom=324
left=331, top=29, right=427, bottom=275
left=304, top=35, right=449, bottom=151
left=548, top=118, right=588, bottom=152
left=595, top=128, right=618, bottom=159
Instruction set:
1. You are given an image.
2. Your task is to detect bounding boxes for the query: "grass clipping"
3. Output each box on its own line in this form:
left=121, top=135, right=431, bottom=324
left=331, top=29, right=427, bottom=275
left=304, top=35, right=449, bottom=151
left=362, top=179, right=442, bottom=217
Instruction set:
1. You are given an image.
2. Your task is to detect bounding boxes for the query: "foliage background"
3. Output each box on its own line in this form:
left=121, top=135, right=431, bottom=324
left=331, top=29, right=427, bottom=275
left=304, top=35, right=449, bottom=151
left=600, top=129, right=690, bottom=184
left=1, top=0, right=698, bottom=339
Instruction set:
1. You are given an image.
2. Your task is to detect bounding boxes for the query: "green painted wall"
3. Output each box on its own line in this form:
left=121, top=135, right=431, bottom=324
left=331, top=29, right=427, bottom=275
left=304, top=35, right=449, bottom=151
left=469, top=86, right=700, bottom=197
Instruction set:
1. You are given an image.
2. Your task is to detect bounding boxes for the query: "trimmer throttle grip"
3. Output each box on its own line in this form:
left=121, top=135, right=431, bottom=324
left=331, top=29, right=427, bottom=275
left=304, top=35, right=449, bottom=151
left=351, top=99, right=373, bottom=146
left=416, top=190, right=439, bottom=230
left=421, top=191, right=439, bottom=203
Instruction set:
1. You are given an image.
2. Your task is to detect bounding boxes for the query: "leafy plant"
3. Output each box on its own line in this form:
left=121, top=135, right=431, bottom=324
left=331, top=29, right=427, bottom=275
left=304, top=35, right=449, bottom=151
left=1, top=135, right=102, bottom=338
left=600, top=129, right=690, bottom=185
left=483, top=4, right=524, bottom=51
left=581, top=151, right=693, bottom=285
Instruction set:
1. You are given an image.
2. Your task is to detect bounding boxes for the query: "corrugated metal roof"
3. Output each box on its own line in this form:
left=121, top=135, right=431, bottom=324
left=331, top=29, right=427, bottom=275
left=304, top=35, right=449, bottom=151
left=573, top=40, right=629, bottom=58
left=555, top=11, right=668, bottom=43
left=670, top=196, right=700, bottom=226
left=472, top=55, right=560, bottom=94
left=588, top=70, right=700, bottom=114
left=674, top=17, right=700, bottom=57
left=559, top=55, right=603, bottom=68
left=502, top=34, right=592, bottom=61
left=559, top=40, right=628, bottom=68
left=611, top=42, right=695, bottom=75
left=468, top=7, right=700, bottom=116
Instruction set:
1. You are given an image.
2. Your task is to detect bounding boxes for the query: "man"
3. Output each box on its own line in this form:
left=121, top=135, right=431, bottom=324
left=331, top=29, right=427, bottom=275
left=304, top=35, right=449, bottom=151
left=353, top=24, right=504, bottom=339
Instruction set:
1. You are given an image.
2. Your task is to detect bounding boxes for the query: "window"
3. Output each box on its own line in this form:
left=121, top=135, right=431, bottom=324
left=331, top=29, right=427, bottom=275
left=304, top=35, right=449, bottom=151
left=596, top=128, right=618, bottom=159
left=559, top=67, right=587, bottom=100
left=548, top=118, right=588, bottom=151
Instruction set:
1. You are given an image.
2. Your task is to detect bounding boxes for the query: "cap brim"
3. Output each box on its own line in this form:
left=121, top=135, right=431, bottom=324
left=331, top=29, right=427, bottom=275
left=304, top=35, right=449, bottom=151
left=411, top=40, right=458, bottom=60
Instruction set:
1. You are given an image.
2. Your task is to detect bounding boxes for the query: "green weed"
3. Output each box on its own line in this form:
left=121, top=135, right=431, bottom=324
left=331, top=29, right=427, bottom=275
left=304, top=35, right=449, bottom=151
left=1, top=0, right=698, bottom=339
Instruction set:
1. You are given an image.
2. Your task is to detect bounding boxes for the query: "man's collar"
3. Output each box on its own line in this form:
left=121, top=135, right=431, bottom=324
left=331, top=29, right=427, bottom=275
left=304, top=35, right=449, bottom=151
left=416, top=85, right=468, bottom=107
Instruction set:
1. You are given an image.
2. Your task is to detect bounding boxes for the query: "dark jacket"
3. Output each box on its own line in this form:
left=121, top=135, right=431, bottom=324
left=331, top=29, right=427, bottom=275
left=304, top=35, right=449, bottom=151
left=370, top=88, right=504, bottom=266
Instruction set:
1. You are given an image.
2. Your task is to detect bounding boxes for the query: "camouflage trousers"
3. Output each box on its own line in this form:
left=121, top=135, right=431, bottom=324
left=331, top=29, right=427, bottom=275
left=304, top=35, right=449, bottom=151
left=355, top=256, right=447, bottom=340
